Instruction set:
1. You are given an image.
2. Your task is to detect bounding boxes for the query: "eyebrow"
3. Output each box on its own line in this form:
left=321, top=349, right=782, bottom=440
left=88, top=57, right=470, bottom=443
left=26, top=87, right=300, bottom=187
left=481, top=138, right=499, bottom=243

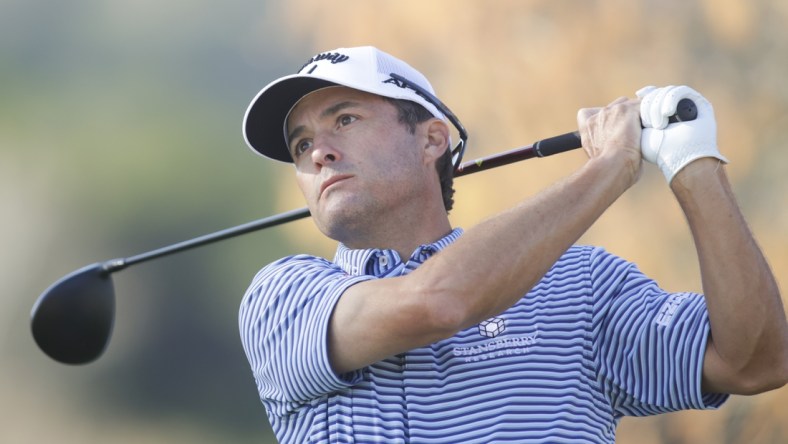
left=287, top=100, right=361, bottom=148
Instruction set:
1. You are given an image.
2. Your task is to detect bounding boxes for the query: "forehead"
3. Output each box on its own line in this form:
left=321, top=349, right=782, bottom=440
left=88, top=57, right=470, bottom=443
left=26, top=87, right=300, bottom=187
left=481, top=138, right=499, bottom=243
left=287, top=87, right=387, bottom=123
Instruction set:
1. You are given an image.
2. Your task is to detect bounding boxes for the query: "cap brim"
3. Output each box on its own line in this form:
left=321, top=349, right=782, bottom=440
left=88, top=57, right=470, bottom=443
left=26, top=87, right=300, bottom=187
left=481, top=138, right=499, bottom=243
left=243, top=76, right=338, bottom=163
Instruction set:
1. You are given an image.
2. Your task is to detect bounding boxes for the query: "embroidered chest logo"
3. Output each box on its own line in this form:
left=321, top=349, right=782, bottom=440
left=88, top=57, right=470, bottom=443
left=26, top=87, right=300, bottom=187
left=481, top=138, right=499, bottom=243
left=479, top=317, right=505, bottom=338
left=453, top=320, right=539, bottom=363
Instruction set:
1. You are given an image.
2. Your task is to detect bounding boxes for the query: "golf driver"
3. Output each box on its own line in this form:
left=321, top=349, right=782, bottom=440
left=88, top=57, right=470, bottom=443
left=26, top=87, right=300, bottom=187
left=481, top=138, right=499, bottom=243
left=30, top=99, right=698, bottom=365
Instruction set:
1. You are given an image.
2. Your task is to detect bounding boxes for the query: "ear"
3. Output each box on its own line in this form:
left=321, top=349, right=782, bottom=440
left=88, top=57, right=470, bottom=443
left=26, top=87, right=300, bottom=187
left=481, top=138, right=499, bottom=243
left=423, top=118, right=450, bottom=164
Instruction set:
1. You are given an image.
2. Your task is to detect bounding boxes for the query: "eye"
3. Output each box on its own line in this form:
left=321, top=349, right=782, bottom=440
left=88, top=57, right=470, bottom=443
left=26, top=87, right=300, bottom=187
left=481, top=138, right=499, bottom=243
left=291, top=138, right=313, bottom=158
left=337, top=114, right=357, bottom=127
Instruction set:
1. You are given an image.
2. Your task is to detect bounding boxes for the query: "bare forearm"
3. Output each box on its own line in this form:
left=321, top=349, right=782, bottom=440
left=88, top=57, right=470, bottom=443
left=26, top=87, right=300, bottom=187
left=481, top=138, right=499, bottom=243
left=671, top=158, right=788, bottom=393
left=418, top=155, right=632, bottom=331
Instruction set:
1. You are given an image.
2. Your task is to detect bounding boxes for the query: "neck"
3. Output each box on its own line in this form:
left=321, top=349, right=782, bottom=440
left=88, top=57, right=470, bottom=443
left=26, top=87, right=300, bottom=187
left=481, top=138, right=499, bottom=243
left=340, top=205, right=453, bottom=260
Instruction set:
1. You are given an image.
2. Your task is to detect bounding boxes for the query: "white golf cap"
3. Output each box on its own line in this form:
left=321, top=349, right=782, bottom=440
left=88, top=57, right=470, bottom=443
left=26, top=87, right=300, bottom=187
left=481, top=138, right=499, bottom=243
left=242, top=46, right=447, bottom=163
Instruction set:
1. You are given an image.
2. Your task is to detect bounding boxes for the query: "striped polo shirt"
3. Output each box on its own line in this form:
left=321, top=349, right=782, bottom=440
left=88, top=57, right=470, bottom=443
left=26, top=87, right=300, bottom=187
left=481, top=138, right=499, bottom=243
left=239, top=228, right=727, bottom=443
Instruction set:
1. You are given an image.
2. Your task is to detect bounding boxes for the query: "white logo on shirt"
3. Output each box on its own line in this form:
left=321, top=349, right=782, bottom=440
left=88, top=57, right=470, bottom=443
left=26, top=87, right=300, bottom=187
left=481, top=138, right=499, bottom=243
left=479, top=317, right=505, bottom=338
left=655, top=293, right=691, bottom=326
left=453, top=326, right=539, bottom=363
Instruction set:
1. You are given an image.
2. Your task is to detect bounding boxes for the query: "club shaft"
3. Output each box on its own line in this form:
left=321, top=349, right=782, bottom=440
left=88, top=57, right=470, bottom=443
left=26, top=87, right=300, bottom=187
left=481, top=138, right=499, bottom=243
left=456, top=131, right=580, bottom=177
left=106, top=131, right=583, bottom=272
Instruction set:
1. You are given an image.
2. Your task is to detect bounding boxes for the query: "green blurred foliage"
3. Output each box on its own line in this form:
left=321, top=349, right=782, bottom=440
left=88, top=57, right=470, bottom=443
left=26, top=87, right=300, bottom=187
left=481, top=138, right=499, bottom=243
left=1, top=0, right=786, bottom=443
left=1, top=0, right=299, bottom=442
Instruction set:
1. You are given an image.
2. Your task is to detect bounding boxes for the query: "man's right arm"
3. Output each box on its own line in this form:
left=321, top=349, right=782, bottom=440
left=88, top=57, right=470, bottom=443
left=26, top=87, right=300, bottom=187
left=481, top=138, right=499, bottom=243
left=327, top=98, right=644, bottom=375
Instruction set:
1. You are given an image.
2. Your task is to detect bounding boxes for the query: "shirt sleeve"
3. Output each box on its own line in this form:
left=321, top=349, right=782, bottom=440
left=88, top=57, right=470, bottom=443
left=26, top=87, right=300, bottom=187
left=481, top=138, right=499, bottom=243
left=588, top=247, right=729, bottom=417
left=238, top=254, right=374, bottom=418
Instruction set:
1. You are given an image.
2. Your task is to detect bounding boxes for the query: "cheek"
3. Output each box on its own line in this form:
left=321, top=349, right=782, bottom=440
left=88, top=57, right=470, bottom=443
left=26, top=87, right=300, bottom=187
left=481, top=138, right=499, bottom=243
left=295, top=173, right=317, bottom=201
left=380, top=140, right=424, bottom=177
left=363, top=151, right=425, bottom=198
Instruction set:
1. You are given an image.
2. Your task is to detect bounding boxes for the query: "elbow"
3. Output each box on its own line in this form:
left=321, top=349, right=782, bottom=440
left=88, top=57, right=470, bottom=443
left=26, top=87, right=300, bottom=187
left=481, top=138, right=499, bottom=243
left=759, top=323, right=788, bottom=393
left=706, top=326, right=788, bottom=395
left=735, top=340, right=788, bottom=395
left=764, top=344, right=788, bottom=392
left=769, top=365, right=788, bottom=392
left=738, top=364, right=788, bottom=396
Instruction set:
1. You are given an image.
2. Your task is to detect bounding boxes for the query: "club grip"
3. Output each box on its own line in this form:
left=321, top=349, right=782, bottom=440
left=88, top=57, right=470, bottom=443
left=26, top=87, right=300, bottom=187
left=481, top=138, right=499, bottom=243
left=533, top=98, right=698, bottom=158
left=533, top=131, right=582, bottom=157
left=668, top=98, right=697, bottom=123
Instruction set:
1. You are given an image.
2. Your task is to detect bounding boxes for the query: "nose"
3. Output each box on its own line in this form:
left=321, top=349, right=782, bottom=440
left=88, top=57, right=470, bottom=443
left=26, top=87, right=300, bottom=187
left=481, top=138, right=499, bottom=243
left=310, top=133, right=341, bottom=167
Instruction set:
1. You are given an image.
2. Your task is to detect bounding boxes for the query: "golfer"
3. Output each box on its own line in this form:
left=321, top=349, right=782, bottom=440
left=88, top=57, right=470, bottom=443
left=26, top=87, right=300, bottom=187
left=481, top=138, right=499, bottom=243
left=238, top=46, right=788, bottom=443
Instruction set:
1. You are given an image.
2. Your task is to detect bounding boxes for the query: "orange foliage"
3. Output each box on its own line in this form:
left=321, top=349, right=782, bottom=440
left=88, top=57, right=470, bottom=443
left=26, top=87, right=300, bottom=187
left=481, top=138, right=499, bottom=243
left=273, top=2, right=788, bottom=441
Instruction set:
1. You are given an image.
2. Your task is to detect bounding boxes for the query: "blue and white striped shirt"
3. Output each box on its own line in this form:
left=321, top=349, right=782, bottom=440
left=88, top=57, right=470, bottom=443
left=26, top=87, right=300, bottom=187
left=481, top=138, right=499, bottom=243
left=239, top=228, right=727, bottom=443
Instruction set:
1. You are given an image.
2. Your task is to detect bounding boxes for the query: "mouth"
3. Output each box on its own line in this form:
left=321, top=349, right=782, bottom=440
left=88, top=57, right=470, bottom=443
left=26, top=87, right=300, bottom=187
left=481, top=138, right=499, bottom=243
left=319, top=174, right=353, bottom=197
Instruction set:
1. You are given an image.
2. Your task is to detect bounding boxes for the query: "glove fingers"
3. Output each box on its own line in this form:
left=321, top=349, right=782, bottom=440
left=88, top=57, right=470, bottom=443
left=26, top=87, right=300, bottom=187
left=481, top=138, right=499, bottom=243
left=641, top=128, right=663, bottom=164
left=658, top=85, right=684, bottom=119
left=666, top=85, right=715, bottom=123
left=649, top=86, right=674, bottom=129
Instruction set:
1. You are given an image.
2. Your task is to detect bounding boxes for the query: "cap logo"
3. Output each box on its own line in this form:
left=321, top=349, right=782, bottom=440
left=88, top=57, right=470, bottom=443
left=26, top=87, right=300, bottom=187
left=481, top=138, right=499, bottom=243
left=298, top=52, right=350, bottom=74
left=384, top=75, right=432, bottom=103
left=383, top=76, right=407, bottom=88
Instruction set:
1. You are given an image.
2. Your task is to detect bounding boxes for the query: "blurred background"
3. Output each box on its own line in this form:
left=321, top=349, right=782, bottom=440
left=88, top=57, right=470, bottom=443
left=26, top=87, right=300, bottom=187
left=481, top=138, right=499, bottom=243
left=2, top=0, right=786, bottom=442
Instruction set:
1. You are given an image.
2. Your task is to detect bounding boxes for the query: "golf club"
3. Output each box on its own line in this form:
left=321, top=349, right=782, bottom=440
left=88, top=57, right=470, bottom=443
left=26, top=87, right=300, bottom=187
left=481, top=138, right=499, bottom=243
left=30, top=99, right=698, bottom=365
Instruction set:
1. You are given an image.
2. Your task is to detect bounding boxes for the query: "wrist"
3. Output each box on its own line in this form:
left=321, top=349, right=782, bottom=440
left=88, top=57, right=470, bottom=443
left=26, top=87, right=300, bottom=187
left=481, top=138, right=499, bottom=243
left=584, top=153, right=641, bottom=196
left=670, top=157, right=728, bottom=196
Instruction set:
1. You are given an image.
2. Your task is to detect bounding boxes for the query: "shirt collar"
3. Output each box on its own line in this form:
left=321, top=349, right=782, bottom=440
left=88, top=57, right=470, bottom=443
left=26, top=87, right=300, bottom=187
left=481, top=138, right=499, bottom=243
left=333, top=228, right=464, bottom=276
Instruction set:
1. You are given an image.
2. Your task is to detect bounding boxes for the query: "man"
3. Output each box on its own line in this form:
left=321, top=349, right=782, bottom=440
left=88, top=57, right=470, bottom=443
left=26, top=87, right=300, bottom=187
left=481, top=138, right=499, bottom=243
left=238, top=46, right=788, bottom=443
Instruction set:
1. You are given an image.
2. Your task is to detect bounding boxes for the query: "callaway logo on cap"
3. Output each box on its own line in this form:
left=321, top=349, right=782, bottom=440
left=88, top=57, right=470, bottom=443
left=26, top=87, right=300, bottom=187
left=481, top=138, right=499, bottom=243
left=242, top=46, right=448, bottom=163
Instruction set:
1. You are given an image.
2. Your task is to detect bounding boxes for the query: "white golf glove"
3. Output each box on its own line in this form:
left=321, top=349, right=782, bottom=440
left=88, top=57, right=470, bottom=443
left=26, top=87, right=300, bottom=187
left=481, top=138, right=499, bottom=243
left=637, top=85, right=728, bottom=183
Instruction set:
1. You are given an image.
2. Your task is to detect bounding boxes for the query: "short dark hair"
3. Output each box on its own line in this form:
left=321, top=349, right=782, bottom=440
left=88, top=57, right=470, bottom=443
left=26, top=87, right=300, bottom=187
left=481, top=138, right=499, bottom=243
left=384, top=98, right=455, bottom=212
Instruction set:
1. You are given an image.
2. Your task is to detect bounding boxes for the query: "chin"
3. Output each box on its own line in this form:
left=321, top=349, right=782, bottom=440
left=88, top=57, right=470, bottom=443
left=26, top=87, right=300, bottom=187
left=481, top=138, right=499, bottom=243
left=314, top=197, right=379, bottom=241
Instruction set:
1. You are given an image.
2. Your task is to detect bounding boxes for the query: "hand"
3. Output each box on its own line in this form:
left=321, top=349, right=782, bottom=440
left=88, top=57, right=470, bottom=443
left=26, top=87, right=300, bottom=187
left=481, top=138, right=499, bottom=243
left=577, top=97, right=643, bottom=188
left=637, top=85, right=728, bottom=183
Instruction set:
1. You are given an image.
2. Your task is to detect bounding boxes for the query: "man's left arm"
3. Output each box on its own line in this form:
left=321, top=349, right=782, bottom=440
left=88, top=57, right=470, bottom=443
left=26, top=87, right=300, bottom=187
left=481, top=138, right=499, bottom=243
left=638, top=85, right=788, bottom=395
left=672, top=159, right=788, bottom=394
